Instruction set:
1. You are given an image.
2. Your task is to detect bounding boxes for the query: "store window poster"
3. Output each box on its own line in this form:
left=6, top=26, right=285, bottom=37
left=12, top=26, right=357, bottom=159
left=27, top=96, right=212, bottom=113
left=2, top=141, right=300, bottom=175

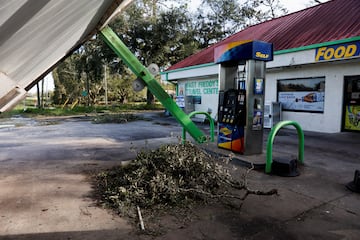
left=277, top=77, right=325, bottom=113
left=344, top=105, right=360, bottom=131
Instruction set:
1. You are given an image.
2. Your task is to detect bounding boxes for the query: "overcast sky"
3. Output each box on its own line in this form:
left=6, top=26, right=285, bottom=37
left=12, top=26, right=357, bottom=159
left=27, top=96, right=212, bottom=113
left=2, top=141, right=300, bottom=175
left=189, top=0, right=331, bottom=14
left=277, top=0, right=330, bottom=12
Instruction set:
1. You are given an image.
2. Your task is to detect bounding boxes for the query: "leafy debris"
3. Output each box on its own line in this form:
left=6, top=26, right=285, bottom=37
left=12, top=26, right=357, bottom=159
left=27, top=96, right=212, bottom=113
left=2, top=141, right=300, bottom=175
left=92, top=113, right=142, bottom=124
left=94, top=142, right=277, bottom=229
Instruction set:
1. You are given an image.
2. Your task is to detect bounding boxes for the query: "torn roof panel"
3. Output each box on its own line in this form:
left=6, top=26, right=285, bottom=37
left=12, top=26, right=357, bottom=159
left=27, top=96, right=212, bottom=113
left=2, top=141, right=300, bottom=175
left=0, top=0, right=131, bottom=112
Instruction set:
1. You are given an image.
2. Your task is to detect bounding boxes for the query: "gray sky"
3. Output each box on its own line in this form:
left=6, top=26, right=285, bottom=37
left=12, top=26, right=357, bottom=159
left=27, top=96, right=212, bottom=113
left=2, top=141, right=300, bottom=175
left=189, top=0, right=331, bottom=14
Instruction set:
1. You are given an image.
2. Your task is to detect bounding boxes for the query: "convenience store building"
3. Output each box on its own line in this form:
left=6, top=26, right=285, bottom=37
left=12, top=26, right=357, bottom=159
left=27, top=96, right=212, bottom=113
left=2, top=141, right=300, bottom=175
left=161, top=0, right=360, bottom=133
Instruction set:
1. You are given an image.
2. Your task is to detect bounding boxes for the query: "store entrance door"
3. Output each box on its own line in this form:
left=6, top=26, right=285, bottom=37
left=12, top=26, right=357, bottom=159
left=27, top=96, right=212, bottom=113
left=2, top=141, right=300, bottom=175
left=343, top=76, right=360, bottom=132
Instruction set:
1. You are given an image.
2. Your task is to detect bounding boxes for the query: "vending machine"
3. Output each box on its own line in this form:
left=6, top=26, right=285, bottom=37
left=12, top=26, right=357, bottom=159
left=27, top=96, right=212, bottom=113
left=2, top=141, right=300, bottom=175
left=215, top=40, right=273, bottom=155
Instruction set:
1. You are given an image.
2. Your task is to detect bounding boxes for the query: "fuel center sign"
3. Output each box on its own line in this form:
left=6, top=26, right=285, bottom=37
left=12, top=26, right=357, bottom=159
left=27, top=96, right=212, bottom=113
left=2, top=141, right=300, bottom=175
left=315, top=41, right=360, bottom=62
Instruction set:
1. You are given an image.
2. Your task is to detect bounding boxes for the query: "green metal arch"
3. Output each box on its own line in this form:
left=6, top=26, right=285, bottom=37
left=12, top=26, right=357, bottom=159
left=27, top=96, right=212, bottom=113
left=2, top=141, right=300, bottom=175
left=266, top=121, right=304, bottom=173
left=182, top=111, right=215, bottom=144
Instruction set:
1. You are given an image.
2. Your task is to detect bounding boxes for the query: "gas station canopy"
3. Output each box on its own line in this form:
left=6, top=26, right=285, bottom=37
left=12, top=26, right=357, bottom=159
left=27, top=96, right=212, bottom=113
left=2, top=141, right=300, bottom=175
left=0, top=0, right=208, bottom=142
left=0, top=0, right=132, bottom=112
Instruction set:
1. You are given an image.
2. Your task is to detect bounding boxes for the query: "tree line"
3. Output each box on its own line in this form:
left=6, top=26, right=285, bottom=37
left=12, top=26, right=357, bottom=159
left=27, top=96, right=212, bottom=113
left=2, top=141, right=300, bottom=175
left=52, top=0, right=289, bottom=106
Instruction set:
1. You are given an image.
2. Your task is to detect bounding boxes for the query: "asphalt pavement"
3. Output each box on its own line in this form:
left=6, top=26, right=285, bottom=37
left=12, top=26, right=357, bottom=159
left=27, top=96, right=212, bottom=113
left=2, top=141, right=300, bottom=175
left=0, top=111, right=359, bottom=239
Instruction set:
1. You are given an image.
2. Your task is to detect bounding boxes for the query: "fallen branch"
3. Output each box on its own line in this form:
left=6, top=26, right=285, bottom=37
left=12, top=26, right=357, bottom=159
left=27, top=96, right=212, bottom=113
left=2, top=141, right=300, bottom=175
left=178, top=187, right=245, bottom=200
left=96, top=142, right=278, bottom=219
left=137, top=206, right=145, bottom=231
left=241, top=163, right=278, bottom=198
left=246, top=188, right=278, bottom=196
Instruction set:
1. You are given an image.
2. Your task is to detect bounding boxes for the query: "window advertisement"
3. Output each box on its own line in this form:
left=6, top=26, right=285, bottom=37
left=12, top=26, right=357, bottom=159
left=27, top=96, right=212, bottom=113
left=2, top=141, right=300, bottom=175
left=343, top=76, right=360, bottom=131
left=177, top=79, right=219, bottom=116
left=184, top=79, right=219, bottom=96
left=175, top=95, right=185, bottom=108
left=344, top=105, right=360, bottom=131
left=277, top=77, right=325, bottom=113
left=177, top=79, right=218, bottom=97
left=254, top=78, right=264, bottom=95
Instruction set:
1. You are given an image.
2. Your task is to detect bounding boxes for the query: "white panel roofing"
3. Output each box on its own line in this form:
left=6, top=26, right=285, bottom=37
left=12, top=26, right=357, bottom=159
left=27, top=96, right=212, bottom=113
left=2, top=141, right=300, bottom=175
left=0, top=0, right=130, bottom=112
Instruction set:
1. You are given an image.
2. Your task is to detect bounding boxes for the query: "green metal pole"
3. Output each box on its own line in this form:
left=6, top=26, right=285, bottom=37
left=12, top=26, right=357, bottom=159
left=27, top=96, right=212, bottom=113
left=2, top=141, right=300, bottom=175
left=182, top=111, right=215, bottom=144
left=100, top=26, right=206, bottom=143
left=266, top=120, right=305, bottom=173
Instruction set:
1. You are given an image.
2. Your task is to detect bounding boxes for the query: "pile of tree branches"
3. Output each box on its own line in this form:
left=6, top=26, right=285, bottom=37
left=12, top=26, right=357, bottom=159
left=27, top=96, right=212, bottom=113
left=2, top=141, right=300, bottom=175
left=95, top=142, right=277, bottom=221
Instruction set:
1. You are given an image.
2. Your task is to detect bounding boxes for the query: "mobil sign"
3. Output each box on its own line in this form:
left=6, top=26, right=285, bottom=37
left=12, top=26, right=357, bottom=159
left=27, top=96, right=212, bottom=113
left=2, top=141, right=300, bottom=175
left=315, top=41, right=360, bottom=62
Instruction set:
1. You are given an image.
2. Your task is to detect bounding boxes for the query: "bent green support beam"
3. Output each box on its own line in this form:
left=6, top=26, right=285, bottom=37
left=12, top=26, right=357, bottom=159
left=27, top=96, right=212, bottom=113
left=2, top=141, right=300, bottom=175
left=266, top=120, right=304, bottom=174
left=100, top=26, right=206, bottom=143
left=182, top=111, right=215, bottom=144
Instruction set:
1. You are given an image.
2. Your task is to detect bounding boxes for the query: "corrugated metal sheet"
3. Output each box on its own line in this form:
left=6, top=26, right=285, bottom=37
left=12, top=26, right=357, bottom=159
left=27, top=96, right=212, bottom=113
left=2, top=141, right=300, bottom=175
left=167, top=0, right=360, bottom=71
left=0, top=0, right=130, bottom=112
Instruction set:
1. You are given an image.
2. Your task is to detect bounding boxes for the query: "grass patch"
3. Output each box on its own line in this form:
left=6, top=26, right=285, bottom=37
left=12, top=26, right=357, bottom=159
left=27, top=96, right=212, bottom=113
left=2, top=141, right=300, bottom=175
left=0, top=103, right=164, bottom=118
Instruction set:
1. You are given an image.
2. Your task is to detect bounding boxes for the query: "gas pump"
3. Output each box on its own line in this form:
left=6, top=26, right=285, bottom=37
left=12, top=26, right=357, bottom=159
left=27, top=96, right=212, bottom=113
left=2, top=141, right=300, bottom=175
left=217, top=88, right=246, bottom=153
left=215, top=41, right=273, bottom=155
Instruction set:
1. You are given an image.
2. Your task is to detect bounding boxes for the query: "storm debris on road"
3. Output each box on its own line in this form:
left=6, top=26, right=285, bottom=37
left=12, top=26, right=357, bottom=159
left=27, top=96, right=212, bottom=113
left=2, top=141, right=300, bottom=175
left=96, top=142, right=277, bottom=234
left=92, top=113, right=142, bottom=124
left=95, top=142, right=277, bottom=229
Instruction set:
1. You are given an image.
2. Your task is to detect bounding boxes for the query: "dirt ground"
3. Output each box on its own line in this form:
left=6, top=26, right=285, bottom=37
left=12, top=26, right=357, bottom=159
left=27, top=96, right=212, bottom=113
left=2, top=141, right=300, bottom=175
left=0, top=112, right=359, bottom=239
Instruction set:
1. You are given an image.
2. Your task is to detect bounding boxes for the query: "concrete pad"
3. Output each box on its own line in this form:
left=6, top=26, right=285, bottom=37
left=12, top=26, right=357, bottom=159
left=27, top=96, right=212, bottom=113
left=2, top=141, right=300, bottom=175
left=240, top=187, right=322, bottom=221
left=282, top=202, right=360, bottom=240
left=0, top=171, right=132, bottom=237
left=330, top=193, right=360, bottom=215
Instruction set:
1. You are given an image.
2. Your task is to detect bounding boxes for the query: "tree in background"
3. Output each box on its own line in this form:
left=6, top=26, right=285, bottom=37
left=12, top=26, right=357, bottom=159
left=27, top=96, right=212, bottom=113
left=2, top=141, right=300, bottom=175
left=53, top=0, right=288, bottom=106
left=102, top=0, right=194, bottom=104
left=106, top=68, right=147, bottom=103
left=259, top=0, right=288, bottom=20
left=194, top=0, right=253, bottom=48
left=193, top=0, right=288, bottom=48
left=53, top=49, right=139, bottom=106
left=53, top=55, right=83, bottom=105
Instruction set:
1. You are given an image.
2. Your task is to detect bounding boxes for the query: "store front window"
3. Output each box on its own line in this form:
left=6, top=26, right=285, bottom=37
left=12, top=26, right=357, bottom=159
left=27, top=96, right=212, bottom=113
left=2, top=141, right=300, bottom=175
left=277, top=77, right=325, bottom=113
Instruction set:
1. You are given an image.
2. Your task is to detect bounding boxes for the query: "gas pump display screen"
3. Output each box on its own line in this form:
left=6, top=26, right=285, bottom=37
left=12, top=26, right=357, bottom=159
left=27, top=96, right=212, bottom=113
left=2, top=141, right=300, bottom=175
left=218, top=89, right=246, bottom=125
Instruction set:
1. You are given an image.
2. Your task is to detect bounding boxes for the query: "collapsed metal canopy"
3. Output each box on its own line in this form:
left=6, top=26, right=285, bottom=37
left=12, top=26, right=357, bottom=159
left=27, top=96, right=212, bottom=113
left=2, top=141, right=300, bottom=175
left=0, top=0, right=208, bottom=142
left=0, top=0, right=132, bottom=112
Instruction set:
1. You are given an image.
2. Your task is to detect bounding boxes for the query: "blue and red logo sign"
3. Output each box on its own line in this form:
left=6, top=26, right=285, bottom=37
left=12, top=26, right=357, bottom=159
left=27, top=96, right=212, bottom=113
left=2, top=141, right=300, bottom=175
left=214, top=40, right=273, bottom=64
